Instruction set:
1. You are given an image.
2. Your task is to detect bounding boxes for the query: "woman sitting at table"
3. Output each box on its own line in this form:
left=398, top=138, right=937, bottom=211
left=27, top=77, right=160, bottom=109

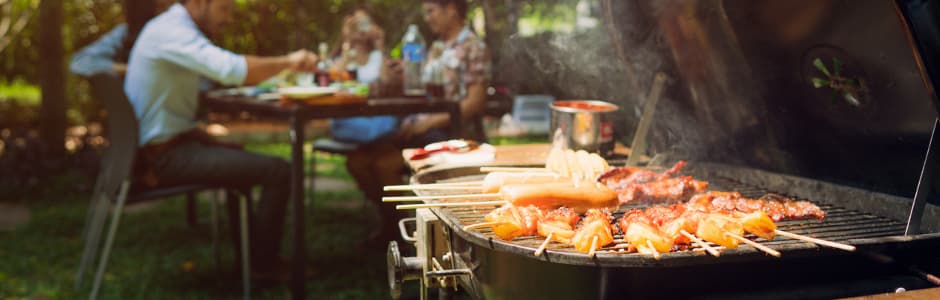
left=346, top=0, right=491, bottom=246
left=326, top=9, right=398, bottom=146
left=327, top=8, right=385, bottom=83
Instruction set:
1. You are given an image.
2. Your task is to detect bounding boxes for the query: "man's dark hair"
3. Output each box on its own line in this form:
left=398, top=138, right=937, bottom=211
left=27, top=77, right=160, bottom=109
left=422, top=0, right=468, bottom=19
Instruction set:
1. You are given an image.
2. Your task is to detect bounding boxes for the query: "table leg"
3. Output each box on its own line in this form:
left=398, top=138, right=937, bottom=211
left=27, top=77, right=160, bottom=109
left=290, top=116, right=307, bottom=299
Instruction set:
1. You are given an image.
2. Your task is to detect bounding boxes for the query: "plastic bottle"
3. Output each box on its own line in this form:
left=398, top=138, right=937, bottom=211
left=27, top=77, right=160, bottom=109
left=401, top=24, right=426, bottom=96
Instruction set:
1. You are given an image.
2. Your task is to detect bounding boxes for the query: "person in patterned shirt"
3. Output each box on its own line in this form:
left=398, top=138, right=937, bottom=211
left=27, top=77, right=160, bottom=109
left=346, top=0, right=491, bottom=246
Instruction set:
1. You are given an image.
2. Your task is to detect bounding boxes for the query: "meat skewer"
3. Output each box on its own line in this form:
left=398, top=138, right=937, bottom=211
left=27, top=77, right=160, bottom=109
left=688, top=191, right=826, bottom=222
left=624, top=198, right=827, bottom=256
left=599, top=161, right=709, bottom=205
left=618, top=209, right=674, bottom=257
left=534, top=232, right=554, bottom=257
left=571, top=209, right=615, bottom=257
left=463, top=221, right=506, bottom=231
left=775, top=229, right=855, bottom=251
left=395, top=200, right=508, bottom=210
left=480, top=167, right=551, bottom=173
left=384, top=172, right=561, bottom=193
left=678, top=230, right=720, bottom=257
left=534, top=207, right=581, bottom=256
left=384, top=182, right=619, bottom=213
left=384, top=181, right=484, bottom=191
left=479, top=204, right=545, bottom=241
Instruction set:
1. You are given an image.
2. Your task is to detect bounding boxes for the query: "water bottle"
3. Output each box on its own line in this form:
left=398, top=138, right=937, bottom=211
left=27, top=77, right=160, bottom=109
left=401, top=24, right=426, bottom=96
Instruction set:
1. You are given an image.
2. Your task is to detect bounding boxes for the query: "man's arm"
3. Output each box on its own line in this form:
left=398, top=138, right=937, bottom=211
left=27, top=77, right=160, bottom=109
left=70, top=24, right=127, bottom=76
left=243, top=50, right=318, bottom=85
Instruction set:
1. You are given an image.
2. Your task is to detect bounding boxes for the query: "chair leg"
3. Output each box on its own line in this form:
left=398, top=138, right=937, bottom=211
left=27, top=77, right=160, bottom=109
left=211, top=190, right=222, bottom=273
left=90, top=180, right=131, bottom=300
left=239, top=196, right=251, bottom=299
left=76, top=191, right=114, bottom=287
left=186, top=192, right=198, bottom=228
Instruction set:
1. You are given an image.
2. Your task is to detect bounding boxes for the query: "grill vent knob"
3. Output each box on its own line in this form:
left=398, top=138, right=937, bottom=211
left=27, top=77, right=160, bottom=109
left=387, top=241, right=424, bottom=299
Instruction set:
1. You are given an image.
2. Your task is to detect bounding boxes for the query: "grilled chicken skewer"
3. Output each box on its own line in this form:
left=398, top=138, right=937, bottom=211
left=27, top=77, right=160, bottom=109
left=481, top=204, right=545, bottom=241
left=535, top=207, right=581, bottom=256
left=571, top=209, right=615, bottom=257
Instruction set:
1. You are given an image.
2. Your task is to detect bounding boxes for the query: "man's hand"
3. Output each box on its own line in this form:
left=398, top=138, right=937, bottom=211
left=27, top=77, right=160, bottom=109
left=369, top=58, right=405, bottom=97
left=244, top=50, right=318, bottom=85
left=112, top=63, right=128, bottom=75
left=398, top=115, right=437, bottom=140
left=286, top=49, right=319, bottom=72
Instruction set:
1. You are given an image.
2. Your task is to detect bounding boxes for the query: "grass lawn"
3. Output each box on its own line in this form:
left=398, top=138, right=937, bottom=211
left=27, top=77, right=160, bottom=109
left=0, top=144, right=399, bottom=299
left=0, top=137, right=545, bottom=299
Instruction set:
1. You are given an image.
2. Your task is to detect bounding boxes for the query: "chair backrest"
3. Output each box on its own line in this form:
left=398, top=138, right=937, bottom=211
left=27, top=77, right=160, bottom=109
left=88, top=73, right=139, bottom=198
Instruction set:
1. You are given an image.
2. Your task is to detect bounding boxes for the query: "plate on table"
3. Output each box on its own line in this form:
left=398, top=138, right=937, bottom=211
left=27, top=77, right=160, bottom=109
left=278, top=87, right=338, bottom=99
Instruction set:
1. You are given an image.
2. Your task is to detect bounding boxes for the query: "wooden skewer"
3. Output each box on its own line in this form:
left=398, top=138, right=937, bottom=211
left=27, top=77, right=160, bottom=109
left=463, top=221, right=506, bottom=231
left=480, top=167, right=552, bottom=173
left=646, top=240, right=661, bottom=260
left=384, top=181, right=483, bottom=191
left=610, top=243, right=632, bottom=250
left=775, top=229, right=855, bottom=251
left=382, top=193, right=500, bottom=202
left=396, top=201, right=508, bottom=210
left=385, top=185, right=482, bottom=191
left=534, top=232, right=554, bottom=257
left=587, top=236, right=599, bottom=258
left=680, top=230, right=720, bottom=257
left=725, top=231, right=781, bottom=257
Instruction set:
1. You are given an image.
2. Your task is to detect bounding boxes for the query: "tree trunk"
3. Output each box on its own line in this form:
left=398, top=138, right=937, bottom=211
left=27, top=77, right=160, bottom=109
left=293, top=0, right=308, bottom=50
left=38, top=0, right=66, bottom=161
left=481, top=0, right=519, bottom=82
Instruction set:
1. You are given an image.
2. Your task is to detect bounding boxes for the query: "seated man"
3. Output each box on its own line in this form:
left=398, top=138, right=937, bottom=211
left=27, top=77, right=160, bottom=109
left=346, top=0, right=491, bottom=245
left=124, top=0, right=319, bottom=279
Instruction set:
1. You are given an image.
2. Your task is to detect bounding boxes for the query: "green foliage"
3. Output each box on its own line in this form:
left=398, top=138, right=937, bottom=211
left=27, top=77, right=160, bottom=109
left=0, top=79, right=40, bottom=104
left=518, top=0, right=579, bottom=35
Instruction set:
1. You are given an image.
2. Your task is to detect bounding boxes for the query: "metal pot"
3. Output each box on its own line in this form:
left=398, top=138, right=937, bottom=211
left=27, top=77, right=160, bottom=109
left=550, top=100, right=619, bottom=157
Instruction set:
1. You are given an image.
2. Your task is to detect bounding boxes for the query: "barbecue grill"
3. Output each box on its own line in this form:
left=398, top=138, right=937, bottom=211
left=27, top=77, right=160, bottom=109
left=388, top=0, right=940, bottom=299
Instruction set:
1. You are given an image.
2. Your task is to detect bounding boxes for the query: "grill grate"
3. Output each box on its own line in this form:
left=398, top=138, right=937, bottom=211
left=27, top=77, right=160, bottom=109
left=420, top=172, right=907, bottom=259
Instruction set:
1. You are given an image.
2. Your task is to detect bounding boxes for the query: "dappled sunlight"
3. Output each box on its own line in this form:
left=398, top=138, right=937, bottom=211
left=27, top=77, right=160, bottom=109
left=205, top=123, right=229, bottom=136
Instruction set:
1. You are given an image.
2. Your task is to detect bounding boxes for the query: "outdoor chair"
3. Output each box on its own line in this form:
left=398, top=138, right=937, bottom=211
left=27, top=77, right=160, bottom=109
left=75, top=73, right=253, bottom=299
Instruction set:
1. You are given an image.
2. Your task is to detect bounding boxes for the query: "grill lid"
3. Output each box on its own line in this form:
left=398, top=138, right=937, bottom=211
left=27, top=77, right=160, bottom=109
left=597, top=0, right=939, bottom=200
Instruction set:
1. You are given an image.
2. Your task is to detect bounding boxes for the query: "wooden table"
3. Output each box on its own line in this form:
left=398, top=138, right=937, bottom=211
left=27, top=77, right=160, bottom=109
left=200, top=92, right=460, bottom=299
